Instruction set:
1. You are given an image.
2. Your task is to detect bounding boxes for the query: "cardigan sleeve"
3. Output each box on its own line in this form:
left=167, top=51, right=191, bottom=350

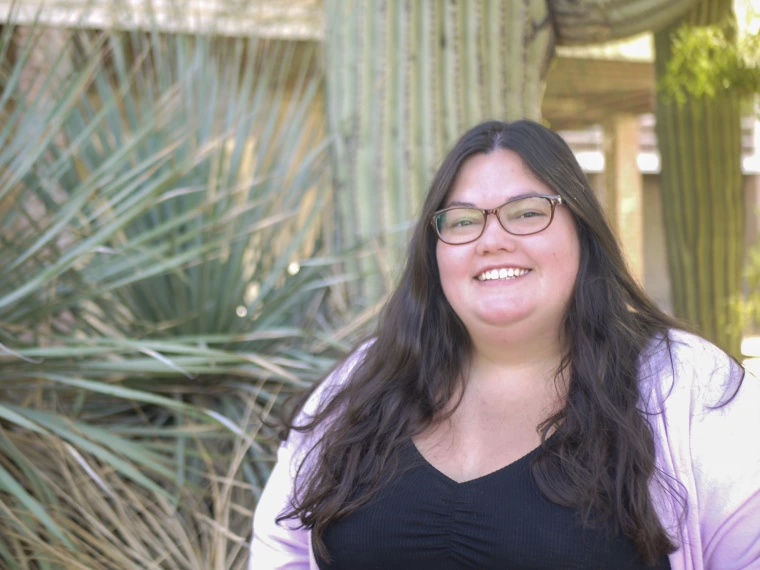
left=250, top=343, right=371, bottom=570
left=653, top=332, right=760, bottom=570
left=643, top=331, right=760, bottom=570
left=251, top=438, right=313, bottom=570
left=686, top=346, right=760, bottom=569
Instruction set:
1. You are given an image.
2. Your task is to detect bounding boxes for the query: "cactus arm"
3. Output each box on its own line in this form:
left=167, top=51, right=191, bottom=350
left=550, top=0, right=700, bottom=44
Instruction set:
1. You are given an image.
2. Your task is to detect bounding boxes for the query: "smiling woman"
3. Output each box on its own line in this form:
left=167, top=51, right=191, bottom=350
left=251, top=121, right=760, bottom=570
left=435, top=150, right=580, bottom=352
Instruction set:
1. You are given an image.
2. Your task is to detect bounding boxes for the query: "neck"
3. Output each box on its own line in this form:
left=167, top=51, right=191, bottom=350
left=469, top=320, right=564, bottom=368
left=464, top=322, right=568, bottom=395
left=445, top=327, right=568, bottom=434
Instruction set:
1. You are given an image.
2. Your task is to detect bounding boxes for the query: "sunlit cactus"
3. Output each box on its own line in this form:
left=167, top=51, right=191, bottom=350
left=654, top=0, right=744, bottom=357
left=324, top=0, right=553, bottom=302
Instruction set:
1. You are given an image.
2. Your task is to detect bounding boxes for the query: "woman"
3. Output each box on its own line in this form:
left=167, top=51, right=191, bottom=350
left=251, top=121, right=760, bottom=569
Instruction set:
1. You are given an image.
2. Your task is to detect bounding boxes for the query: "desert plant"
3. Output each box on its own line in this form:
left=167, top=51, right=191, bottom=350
left=654, top=0, right=749, bottom=358
left=0, top=17, right=344, bottom=568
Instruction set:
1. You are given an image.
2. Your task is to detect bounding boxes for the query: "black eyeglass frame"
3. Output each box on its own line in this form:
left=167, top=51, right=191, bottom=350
left=430, top=194, right=564, bottom=245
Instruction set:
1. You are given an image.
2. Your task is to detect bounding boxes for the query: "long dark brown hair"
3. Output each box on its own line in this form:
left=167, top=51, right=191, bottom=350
left=277, top=120, right=737, bottom=564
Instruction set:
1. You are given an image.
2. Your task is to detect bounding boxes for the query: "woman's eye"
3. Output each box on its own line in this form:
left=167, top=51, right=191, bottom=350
left=517, top=210, right=544, bottom=218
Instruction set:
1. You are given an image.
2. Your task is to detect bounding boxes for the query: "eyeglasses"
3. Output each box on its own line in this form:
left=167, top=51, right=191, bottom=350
left=431, top=195, right=563, bottom=245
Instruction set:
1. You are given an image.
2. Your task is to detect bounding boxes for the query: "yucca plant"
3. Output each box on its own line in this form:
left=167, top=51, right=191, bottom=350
left=0, top=16, right=345, bottom=568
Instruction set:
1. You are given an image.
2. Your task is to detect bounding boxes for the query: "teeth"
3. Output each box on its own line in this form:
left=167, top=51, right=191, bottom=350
left=477, top=268, right=529, bottom=281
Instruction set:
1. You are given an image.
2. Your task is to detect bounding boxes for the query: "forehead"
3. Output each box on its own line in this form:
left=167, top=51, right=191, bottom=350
left=444, top=149, right=549, bottom=206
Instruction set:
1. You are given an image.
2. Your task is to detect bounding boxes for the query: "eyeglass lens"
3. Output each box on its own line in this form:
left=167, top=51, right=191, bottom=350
left=435, top=196, right=554, bottom=244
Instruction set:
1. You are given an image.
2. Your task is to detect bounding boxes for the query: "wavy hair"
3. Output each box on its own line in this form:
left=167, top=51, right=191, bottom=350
left=279, top=120, right=708, bottom=563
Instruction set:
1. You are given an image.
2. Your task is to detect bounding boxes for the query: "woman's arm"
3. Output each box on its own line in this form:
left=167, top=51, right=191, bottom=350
left=655, top=332, right=760, bottom=569
left=250, top=342, right=372, bottom=570
left=690, top=359, right=760, bottom=569
left=251, top=439, right=313, bottom=570
left=645, top=332, right=760, bottom=569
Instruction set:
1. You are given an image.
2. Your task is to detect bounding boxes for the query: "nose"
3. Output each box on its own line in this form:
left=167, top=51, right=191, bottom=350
left=475, top=212, right=518, bottom=254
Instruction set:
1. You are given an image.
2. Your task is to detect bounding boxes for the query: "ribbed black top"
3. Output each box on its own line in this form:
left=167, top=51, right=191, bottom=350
left=316, top=441, right=672, bottom=569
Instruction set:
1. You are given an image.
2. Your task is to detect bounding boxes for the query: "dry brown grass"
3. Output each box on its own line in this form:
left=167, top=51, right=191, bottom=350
left=0, top=404, right=268, bottom=570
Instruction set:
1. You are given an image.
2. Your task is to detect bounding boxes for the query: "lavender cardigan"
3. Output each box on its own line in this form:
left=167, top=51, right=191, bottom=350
left=251, top=331, right=760, bottom=569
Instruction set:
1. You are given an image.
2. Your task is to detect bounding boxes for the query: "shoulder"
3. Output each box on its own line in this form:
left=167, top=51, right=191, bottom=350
left=638, top=329, right=744, bottom=413
left=285, top=338, right=374, bottom=455
left=297, top=338, right=374, bottom=420
left=638, top=329, right=759, bottom=440
left=641, top=334, right=760, bottom=567
left=641, top=329, right=734, bottom=375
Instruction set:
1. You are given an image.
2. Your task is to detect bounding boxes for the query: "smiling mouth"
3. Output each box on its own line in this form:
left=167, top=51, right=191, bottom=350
left=476, top=268, right=531, bottom=281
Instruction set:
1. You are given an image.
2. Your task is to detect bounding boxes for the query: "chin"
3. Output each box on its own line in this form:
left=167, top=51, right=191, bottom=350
left=475, top=309, right=534, bottom=329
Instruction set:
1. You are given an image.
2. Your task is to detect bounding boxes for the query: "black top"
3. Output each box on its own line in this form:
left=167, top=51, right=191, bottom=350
left=317, top=441, right=672, bottom=570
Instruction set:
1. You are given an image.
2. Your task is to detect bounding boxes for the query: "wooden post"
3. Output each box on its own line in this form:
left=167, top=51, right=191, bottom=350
left=603, top=114, right=645, bottom=284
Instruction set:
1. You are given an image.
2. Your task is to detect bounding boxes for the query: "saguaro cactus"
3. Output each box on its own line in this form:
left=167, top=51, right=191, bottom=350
left=325, top=0, right=553, bottom=302
left=325, top=0, right=702, bottom=303
left=654, top=0, right=744, bottom=357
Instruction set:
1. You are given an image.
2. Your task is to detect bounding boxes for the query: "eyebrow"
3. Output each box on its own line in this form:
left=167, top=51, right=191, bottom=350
left=444, top=191, right=546, bottom=208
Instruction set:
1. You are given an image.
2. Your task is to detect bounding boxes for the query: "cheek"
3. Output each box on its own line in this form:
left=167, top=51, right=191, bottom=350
left=555, top=241, right=581, bottom=293
left=435, top=244, right=453, bottom=279
left=555, top=218, right=581, bottom=276
left=435, top=246, right=466, bottom=297
left=544, top=229, right=581, bottom=294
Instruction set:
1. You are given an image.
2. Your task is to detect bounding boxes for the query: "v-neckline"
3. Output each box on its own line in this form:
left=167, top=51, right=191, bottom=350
left=408, top=439, right=544, bottom=487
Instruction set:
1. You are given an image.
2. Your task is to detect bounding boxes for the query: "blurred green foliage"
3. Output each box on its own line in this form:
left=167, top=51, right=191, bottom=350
left=660, top=17, right=760, bottom=106
left=0, top=19, right=354, bottom=568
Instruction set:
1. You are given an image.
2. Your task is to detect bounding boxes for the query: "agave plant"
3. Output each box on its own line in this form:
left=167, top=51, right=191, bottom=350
left=0, top=17, right=345, bottom=568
